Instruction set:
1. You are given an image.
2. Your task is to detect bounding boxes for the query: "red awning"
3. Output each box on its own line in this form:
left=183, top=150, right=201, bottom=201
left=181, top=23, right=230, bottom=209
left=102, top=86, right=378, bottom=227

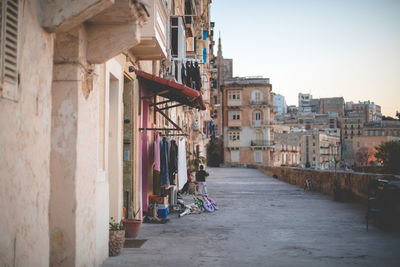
left=135, top=70, right=206, bottom=110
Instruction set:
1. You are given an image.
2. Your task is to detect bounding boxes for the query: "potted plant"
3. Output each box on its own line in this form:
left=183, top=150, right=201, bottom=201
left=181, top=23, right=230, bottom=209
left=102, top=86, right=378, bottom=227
left=109, top=217, right=125, bottom=256
left=123, top=206, right=141, bottom=238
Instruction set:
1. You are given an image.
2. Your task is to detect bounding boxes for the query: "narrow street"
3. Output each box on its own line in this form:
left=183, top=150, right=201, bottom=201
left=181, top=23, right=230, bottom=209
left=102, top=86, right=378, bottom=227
left=103, top=167, right=400, bottom=267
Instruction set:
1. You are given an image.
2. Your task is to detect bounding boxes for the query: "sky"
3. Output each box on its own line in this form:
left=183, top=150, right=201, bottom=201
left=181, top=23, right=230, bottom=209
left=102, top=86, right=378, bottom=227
left=211, top=0, right=400, bottom=117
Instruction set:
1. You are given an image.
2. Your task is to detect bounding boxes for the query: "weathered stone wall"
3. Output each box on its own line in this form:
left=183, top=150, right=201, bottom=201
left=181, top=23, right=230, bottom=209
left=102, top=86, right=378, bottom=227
left=256, top=166, right=400, bottom=204
left=0, top=1, right=54, bottom=266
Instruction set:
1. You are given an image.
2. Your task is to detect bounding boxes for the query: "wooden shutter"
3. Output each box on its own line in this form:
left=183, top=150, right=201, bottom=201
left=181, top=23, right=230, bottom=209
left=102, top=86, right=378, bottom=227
left=1, top=0, right=19, bottom=100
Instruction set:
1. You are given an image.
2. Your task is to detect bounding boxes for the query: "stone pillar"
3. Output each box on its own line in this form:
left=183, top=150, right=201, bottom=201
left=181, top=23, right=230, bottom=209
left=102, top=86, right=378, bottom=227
left=50, top=25, right=97, bottom=266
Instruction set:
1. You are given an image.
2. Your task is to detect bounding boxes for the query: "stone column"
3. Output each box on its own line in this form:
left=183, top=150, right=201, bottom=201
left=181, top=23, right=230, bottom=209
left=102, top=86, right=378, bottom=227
left=50, top=25, right=97, bottom=266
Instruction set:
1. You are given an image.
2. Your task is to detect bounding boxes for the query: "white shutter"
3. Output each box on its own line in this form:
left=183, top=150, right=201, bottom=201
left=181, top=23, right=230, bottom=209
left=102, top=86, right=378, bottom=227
left=1, top=0, right=19, bottom=100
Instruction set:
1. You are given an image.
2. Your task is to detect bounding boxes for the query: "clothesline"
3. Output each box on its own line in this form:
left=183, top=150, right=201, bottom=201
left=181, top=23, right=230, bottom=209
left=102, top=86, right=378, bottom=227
left=171, top=57, right=204, bottom=64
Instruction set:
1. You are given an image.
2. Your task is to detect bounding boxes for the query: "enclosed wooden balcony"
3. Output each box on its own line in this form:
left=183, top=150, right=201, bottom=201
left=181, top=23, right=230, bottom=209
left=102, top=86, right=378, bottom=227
left=131, top=0, right=168, bottom=60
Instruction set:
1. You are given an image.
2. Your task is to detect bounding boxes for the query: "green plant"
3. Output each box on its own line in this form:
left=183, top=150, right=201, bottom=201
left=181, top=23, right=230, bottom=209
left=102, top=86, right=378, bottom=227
left=128, top=204, right=141, bottom=221
left=109, top=217, right=124, bottom=231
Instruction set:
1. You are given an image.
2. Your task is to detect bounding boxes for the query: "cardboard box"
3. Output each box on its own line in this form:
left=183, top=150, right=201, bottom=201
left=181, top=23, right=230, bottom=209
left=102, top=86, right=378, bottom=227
left=149, top=195, right=169, bottom=205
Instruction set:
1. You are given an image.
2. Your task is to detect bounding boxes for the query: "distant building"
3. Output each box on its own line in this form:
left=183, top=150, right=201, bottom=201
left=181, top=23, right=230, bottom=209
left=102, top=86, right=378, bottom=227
left=300, top=130, right=341, bottom=170
left=319, top=97, right=344, bottom=117
left=273, top=94, right=287, bottom=115
left=223, top=77, right=274, bottom=165
left=364, top=120, right=400, bottom=137
left=344, top=136, right=400, bottom=167
left=298, top=93, right=312, bottom=107
left=272, top=126, right=301, bottom=167
left=345, top=101, right=382, bottom=123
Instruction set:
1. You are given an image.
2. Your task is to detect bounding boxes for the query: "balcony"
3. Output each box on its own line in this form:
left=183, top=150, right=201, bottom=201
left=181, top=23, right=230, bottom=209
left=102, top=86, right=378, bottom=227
left=250, top=100, right=271, bottom=107
left=227, top=99, right=242, bottom=106
left=228, top=120, right=241, bottom=127
left=251, top=140, right=274, bottom=147
left=227, top=140, right=241, bottom=148
left=131, top=0, right=167, bottom=60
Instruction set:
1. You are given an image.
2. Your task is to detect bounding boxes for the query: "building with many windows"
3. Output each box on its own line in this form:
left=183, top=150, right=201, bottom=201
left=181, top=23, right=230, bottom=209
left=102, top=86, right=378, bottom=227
left=300, top=130, right=341, bottom=170
left=223, top=77, right=274, bottom=164
left=273, top=94, right=287, bottom=115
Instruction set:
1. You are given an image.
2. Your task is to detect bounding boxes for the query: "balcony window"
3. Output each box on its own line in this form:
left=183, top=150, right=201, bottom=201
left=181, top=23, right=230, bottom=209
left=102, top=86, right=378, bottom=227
left=229, top=131, right=240, bottom=141
left=228, top=90, right=241, bottom=100
left=228, top=111, right=241, bottom=120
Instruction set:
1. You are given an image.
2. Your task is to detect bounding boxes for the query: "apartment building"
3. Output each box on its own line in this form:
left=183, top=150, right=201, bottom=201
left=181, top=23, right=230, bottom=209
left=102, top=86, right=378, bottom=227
left=272, top=126, right=301, bottom=167
left=364, top=120, right=400, bottom=137
left=300, top=130, right=341, bottom=170
left=223, top=77, right=274, bottom=164
left=274, top=94, right=287, bottom=115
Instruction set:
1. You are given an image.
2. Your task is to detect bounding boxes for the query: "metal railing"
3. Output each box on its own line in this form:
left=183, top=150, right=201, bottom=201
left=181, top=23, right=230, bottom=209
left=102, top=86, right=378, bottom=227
left=250, top=100, right=270, bottom=105
left=250, top=140, right=274, bottom=146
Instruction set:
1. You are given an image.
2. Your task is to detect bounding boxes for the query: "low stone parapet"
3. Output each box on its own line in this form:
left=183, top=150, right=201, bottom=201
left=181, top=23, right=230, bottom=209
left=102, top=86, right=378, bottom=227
left=256, top=166, right=400, bottom=204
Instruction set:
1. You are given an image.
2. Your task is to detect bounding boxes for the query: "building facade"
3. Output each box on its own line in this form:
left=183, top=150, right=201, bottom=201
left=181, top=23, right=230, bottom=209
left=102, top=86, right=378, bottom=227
left=273, top=94, right=287, bottom=115
left=300, top=130, right=341, bottom=170
left=0, top=0, right=214, bottom=266
left=223, top=77, right=274, bottom=165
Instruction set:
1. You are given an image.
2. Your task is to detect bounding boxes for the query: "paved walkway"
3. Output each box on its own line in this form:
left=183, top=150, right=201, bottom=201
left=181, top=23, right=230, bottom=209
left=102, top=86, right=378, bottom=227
left=103, top=167, right=400, bottom=267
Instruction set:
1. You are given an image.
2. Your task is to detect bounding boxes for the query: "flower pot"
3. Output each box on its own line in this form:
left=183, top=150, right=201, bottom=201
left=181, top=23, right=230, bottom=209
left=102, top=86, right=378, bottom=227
left=109, top=230, right=125, bottom=256
left=124, top=219, right=142, bottom=238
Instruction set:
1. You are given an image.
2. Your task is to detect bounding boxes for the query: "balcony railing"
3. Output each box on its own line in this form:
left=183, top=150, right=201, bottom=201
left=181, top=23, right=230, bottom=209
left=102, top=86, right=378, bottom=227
left=250, top=100, right=270, bottom=106
left=251, top=140, right=274, bottom=147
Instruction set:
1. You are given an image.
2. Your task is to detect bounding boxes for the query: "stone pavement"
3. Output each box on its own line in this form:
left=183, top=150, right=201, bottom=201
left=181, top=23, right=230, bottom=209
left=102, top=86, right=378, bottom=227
left=102, top=167, right=400, bottom=267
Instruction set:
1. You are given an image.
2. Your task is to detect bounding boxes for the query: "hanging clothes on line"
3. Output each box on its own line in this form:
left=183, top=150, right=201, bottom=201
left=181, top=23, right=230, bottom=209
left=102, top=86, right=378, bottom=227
left=169, top=139, right=178, bottom=185
left=193, top=62, right=202, bottom=91
left=160, top=137, right=169, bottom=186
left=177, top=138, right=187, bottom=190
left=174, top=61, right=178, bottom=81
left=154, top=132, right=161, bottom=172
left=181, top=63, right=186, bottom=85
left=185, top=61, right=192, bottom=88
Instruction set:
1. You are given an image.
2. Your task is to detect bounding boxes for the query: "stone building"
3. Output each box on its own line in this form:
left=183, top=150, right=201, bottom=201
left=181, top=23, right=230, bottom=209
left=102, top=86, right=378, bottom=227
left=0, top=0, right=213, bottom=266
left=272, top=126, right=301, bottom=167
left=273, top=94, right=287, bottom=115
left=319, top=97, right=345, bottom=117
left=223, top=77, right=274, bottom=165
left=300, top=130, right=341, bottom=170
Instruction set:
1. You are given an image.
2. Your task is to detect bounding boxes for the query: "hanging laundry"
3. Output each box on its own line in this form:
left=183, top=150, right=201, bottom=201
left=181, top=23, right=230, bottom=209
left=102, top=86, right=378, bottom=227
left=174, top=61, right=178, bottom=81
left=160, top=137, right=169, bottom=186
left=209, top=120, right=213, bottom=136
left=154, top=133, right=161, bottom=172
left=177, top=139, right=188, bottom=190
left=168, top=139, right=178, bottom=184
left=193, top=62, right=202, bottom=91
left=185, top=61, right=192, bottom=87
left=181, top=63, right=186, bottom=85
left=190, top=62, right=196, bottom=89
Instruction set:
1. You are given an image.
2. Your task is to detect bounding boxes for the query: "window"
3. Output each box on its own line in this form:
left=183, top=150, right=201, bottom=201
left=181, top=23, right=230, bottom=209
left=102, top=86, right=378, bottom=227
left=229, top=131, right=240, bottom=141
left=255, top=111, right=261, bottom=121
left=228, top=90, right=241, bottom=100
left=228, top=111, right=241, bottom=120
left=1, top=0, right=19, bottom=100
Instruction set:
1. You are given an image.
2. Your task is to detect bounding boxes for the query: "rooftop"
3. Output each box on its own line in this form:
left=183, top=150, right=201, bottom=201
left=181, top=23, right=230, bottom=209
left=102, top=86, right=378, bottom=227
left=223, top=76, right=270, bottom=87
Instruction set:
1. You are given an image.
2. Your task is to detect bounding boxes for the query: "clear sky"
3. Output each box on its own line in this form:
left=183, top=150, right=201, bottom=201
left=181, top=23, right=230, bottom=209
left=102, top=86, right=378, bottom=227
left=211, top=0, right=400, bottom=117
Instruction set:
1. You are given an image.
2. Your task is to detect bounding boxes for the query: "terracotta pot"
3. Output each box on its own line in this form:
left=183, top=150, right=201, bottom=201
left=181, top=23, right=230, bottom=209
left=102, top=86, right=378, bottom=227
left=124, top=219, right=142, bottom=238
left=109, top=230, right=125, bottom=256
